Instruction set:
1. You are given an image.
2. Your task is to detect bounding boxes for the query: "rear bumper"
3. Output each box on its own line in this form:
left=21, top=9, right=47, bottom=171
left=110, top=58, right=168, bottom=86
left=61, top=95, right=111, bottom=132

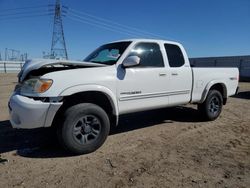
left=9, top=94, right=62, bottom=129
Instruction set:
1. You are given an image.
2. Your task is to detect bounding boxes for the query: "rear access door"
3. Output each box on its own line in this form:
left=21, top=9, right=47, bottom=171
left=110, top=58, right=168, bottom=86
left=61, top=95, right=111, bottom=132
left=163, top=43, right=192, bottom=105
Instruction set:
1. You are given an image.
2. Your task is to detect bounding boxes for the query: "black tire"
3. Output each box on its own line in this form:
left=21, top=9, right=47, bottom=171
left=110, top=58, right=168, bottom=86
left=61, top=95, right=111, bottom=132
left=198, top=90, right=223, bottom=121
left=57, top=103, right=110, bottom=154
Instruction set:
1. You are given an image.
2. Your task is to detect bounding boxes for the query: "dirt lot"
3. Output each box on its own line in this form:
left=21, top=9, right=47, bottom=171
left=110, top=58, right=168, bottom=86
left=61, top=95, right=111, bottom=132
left=0, top=73, right=249, bottom=188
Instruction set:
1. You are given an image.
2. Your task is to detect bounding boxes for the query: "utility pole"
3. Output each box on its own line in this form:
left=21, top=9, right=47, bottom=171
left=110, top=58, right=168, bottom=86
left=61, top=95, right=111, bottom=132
left=50, top=0, right=68, bottom=60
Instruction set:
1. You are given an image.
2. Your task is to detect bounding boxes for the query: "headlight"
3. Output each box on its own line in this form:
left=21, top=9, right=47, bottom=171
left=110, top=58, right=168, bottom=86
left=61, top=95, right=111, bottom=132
left=21, top=78, right=53, bottom=93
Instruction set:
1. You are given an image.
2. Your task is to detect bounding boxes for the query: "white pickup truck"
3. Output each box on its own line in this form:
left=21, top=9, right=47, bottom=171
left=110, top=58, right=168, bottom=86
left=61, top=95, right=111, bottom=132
left=9, top=39, right=239, bottom=154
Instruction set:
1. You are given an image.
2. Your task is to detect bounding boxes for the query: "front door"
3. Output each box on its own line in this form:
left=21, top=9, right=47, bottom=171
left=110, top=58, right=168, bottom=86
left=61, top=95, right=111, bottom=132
left=117, top=42, right=169, bottom=114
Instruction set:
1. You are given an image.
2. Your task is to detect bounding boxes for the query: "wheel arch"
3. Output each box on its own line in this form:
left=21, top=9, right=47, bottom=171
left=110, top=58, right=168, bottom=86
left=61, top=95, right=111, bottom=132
left=53, top=85, right=119, bottom=127
left=201, top=81, right=228, bottom=105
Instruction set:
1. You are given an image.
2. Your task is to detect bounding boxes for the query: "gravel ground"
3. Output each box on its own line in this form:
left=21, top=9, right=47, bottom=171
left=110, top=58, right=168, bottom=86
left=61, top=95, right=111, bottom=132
left=0, top=73, right=249, bottom=188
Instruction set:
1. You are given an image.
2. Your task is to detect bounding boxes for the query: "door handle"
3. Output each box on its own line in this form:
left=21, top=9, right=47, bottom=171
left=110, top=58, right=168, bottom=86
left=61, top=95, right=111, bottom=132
left=159, top=73, right=167, bottom=76
left=171, top=73, right=178, bottom=76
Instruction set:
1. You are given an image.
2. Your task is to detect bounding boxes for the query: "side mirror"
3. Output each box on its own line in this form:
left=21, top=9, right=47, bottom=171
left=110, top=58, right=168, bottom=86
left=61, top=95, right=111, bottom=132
left=122, top=56, right=140, bottom=68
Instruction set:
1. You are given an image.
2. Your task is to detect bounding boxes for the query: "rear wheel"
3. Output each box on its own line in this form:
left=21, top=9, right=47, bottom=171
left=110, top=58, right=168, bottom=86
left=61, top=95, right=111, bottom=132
left=198, top=90, right=223, bottom=121
left=57, top=103, right=110, bottom=154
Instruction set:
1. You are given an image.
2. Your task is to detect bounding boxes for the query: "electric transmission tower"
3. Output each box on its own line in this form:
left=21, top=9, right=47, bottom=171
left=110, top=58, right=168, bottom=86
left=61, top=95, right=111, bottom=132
left=50, top=0, right=68, bottom=59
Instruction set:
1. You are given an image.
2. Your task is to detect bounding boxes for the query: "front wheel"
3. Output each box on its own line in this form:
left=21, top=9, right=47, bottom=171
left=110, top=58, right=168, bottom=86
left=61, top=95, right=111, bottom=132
left=57, top=103, right=110, bottom=154
left=198, top=90, right=223, bottom=121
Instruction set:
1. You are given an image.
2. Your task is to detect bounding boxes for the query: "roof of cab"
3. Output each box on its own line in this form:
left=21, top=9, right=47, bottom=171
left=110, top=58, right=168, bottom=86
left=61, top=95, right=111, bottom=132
left=111, top=38, right=182, bottom=46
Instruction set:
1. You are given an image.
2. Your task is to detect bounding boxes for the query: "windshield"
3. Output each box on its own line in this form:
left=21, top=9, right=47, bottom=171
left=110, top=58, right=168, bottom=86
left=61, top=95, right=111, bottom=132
left=84, top=41, right=132, bottom=65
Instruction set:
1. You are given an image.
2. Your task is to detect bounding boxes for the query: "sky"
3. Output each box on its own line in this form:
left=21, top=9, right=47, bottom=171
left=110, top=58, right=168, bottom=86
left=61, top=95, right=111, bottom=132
left=0, top=0, right=249, bottom=60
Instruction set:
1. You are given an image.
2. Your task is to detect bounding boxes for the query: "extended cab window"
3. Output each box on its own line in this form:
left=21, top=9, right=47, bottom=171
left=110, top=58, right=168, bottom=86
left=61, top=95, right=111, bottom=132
left=164, top=44, right=185, bottom=67
left=128, top=43, right=164, bottom=67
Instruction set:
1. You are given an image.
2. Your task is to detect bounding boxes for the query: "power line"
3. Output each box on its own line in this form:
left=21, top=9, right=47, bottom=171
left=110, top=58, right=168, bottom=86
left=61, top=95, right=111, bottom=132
left=68, top=16, right=137, bottom=37
left=0, top=4, right=54, bottom=21
left=68, top=8, right=165, bottom=39
left=68, top=12, right=159, bottom=38
left=0, top=10, right=53, bottom=17
left=0, top=3, right=165, bottom=39
left=0, top=13, right=53, bottom=22
left=0, top=5, right=52, bottom=13
left=68, top=12, right=143, bottom=37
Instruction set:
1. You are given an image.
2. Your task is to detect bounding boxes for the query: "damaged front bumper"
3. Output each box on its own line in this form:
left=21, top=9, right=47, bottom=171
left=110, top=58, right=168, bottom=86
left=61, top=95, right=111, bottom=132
left=8, top=94, right=62, bottom=129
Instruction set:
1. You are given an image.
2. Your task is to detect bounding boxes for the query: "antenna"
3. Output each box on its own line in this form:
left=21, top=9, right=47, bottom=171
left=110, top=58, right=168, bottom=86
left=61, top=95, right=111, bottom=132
left=50, top=0, right=68, bottom=59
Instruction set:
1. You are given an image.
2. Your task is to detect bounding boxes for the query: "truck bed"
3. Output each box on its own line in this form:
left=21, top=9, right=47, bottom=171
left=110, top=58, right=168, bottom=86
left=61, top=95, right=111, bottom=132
left=191, top=67, right=239, bottom=103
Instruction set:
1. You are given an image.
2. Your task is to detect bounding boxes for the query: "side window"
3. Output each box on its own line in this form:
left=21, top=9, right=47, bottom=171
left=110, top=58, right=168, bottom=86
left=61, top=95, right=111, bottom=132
left=164, top=44, right=185, bottom=67
left=128, top=43, right=164, bottom=67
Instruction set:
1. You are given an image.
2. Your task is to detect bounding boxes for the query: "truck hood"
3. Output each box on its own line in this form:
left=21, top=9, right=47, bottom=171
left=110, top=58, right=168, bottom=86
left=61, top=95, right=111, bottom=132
left=19, top=59, right=107, bottom=82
